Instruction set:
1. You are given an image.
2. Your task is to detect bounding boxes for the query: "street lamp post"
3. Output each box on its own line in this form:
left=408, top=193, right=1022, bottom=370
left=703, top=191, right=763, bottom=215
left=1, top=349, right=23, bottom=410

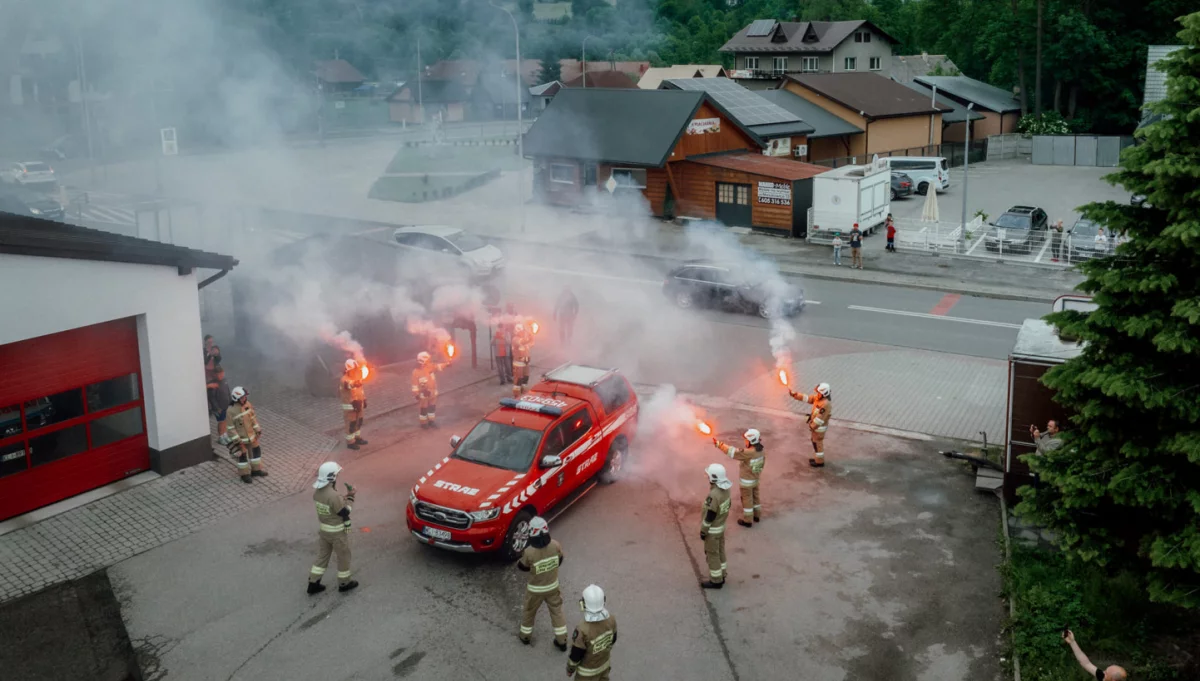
left=959, top=102, right=975, bottom=253
left=489, top=0, right=525, bottom=232
left=582, top=35, right=598, bottom=88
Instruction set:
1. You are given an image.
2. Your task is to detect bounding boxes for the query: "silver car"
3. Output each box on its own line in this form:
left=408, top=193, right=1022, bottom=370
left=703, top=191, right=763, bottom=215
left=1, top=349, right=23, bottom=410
left=392, top=225, right=505, bottom=279
left=4, top=161, right=56, bottom=187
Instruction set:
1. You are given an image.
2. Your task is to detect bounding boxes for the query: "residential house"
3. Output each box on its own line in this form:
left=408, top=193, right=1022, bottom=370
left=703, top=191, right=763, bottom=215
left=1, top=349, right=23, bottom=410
left=899, top=80, right=986, bottom=142
left=387, top=79, right=470, bottom=124
left=638, top=65, right=727, bottom=90
left=562, top=71, right=639, bottom=88
left=758, top=89, right=864, bottom=163
left=315, top=59, right=366, bottom=93
left=1139, top=45, right=1183, bottom=129
left=529, top=81, right=562, bottom=112
left=660, top=78, right=814, bottom=160
left=470, top=70, right=532, bottom=120
left=523, top=88, right=827, bottom=235
left=558, top=59, right=650, bottom=83
left=891, top=53, right=960, bottom=84
left=912, top=75, right=1021, bottom=138
left=782, top=73, right=949, bottom=158
left=720, top=19, right=898, bottom=89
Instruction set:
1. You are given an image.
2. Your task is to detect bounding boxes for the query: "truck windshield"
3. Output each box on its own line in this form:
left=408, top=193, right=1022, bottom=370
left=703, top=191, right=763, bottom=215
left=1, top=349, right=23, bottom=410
left=452, top=420, right=542, bottom=472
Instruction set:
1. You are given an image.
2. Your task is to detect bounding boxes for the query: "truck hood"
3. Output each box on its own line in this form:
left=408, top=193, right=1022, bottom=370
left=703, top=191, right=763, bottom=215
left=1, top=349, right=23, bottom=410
left=412, top=456, right=528, bottom=511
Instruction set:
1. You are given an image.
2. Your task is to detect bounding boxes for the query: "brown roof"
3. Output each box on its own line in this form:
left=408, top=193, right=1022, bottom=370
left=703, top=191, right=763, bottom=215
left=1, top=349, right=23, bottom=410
left=314, top=59, right=366, bottom=84
left=562, top=71, right=638, bottom=88
left=559, top=59, right=650, bottom=82
left=688, top=153, right=828, bottom=181
left=423, top=59, right=542, bottom=87
left=720, top=20, right=898, bottom=54
left=786, top=73, right=950, bottom=119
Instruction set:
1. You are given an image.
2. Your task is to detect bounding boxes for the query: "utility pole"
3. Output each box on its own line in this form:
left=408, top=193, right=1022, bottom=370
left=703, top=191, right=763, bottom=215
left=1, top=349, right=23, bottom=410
left=490, top=0, right=525, bottom=232
left=959, top=103, right=975, bottom=254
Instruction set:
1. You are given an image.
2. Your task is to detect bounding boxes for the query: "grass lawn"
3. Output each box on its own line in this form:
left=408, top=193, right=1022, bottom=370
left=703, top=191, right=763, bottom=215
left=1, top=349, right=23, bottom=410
left=384, top=143, right=527, bottom=174
left=1004, top=542, right=1200, bottom=680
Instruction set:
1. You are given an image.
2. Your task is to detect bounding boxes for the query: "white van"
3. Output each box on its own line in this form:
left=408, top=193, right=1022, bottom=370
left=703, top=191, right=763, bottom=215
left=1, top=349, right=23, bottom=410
left=881, top=157, right=950, bottom=194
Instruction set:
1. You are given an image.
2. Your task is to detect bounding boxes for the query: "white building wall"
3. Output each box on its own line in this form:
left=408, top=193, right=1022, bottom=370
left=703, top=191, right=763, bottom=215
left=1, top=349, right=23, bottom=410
left=0, top=254, right=209, bottom=452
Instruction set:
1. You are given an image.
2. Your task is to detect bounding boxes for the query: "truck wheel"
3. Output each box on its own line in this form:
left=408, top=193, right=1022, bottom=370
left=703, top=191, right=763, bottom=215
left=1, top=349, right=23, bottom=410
left=500, top=508, right=534, bottom=562
left=599, top=438, right=628, bottom=485
left=918, top=182, right=929, bottom=195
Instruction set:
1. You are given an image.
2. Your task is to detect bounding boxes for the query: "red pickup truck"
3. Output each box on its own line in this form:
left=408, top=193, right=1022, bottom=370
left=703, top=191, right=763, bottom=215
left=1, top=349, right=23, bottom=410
left=406, top=364, right=639, bottom=560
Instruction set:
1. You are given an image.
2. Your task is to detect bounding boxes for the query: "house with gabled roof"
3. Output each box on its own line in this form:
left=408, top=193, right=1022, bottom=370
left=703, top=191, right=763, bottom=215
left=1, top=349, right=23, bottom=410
left=911, top=75, right=1022, bottom=139
left=720, top=19, right=898, bottom=89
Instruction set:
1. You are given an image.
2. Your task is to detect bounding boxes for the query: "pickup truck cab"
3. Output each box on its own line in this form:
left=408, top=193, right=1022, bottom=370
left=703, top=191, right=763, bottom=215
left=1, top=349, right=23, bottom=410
left=406, top=364, right=639, bottom=560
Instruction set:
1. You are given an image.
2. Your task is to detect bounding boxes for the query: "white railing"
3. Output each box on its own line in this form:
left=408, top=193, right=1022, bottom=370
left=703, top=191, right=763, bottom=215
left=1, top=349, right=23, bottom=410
left=893, top=216, right=982, bottom=253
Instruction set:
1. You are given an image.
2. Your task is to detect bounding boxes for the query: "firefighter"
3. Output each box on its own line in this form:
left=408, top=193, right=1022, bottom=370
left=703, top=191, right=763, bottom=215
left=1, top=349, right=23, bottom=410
left=713, top=428, right=766, bottom=527
left=516, top=517, right=568, bottom=650
left=699, top=463, right=733, bottom=589
left=511, top=322, right=533, bottom=398
left=308, top=462, right=358, bottom=594
left=790, top=383, right=832, bottom=467
left=567, top=584, right=618, bottom=680
left=492, top=322, right=512, bottom=385
left=411, top=351, right=445, bottom=428
left=225, top=386, right=265, bottom=484
left=339, top=359, right=368, bottom=450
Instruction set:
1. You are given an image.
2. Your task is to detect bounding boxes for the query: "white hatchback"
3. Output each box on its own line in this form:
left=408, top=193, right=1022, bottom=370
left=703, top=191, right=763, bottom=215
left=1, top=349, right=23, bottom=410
left=3, top=161, right=56, bottom=187
left=392, top=225, right=505, bottom=279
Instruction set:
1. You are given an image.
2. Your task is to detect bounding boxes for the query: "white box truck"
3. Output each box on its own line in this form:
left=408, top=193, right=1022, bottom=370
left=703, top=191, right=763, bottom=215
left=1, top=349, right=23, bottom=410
left=808, top=161, right=891, bottom=240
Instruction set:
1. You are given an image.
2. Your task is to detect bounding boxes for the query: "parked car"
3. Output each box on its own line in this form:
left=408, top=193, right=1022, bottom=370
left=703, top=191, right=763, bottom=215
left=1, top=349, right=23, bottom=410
left=393, top=225, right=504, bottom=279
left=0, top=185, right=65, bottom=220
left=1131, top=194, right=1151, bottom=208
left=880, top=157, right=950, bottom=194
left=3, top=161, right=56, bottom=187
left=984, top=206, right=1049, bottom=254
left=890, top=171, right=914, bottom=200
left=663, top=261, right=805, bottom=318
left=1065, top=219, right=1123, bottom=261
left=407, top=364, right=639, bottom=560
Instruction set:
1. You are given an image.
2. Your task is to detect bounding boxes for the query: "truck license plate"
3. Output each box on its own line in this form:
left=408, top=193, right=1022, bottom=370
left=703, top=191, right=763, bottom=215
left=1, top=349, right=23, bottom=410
left=422, top=527, right=451, bottom=541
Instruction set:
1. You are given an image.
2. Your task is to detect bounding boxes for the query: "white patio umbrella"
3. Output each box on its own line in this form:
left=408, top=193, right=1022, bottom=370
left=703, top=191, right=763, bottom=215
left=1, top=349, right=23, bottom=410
left=920, top=185, right=940, bottom=222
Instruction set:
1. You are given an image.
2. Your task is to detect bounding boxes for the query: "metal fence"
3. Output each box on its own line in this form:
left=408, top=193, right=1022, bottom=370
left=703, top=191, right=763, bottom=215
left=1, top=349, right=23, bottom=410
left=987, top=133, right=1032, bottom=161
left=1030, top=135, right=1134, bottom=167
left=812, top=140, right=987, bottom=169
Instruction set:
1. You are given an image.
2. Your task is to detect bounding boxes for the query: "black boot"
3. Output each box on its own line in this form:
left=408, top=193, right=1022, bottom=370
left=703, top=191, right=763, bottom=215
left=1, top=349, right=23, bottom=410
left=240, top=474, right=253, bottom=484
left=355, top=437, right=369, bottom=445
left=809, top=459, right=824, bottom=468
left=251, top=469, right=268, bottom=477
left=699, top=580, right=724, bottom=589
left=554, top=640, right=568, bottom=652
left=347, top=442, right=360, bottom=450
left=737, top=519, right=753, bottom=528
left=338, top=580, right=359, bottom=593
left=753, top=515, right=761, bottom=523
left=519, top=636, right=531, bottom=645
left=428, top=421, right=438, bottom=429
left=307, top=581, right=326, bottom=595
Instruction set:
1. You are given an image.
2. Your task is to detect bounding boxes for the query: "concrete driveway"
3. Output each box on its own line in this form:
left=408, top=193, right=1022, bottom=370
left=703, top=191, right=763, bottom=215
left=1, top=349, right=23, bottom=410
left=111, top=382, right=1003, bottom=681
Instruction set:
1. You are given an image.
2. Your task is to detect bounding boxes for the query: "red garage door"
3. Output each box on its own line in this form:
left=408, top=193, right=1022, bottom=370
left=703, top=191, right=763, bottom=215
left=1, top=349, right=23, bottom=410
left=0, top=318, right=150, bottom=521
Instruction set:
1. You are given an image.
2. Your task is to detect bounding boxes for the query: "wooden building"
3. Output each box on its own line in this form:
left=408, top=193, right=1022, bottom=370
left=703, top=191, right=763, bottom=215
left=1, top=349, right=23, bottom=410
left=523, top=88, right=828, bottom=235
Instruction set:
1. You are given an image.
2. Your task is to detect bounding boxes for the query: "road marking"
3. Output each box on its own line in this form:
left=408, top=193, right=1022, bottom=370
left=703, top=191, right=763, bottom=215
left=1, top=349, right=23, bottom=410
left=965, top=233, right=986, bottom=256
left=515, top=264, right=822, bottom=304
left=1033, top=237, right=1052, bottom=263
left=848, top=305, right=1022, bottom=329
left=929, top=293, right=961, bottom=316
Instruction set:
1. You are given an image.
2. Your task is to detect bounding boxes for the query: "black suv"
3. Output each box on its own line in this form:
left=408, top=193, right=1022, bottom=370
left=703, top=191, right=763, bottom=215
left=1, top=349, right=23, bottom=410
left=984, top=205, right=1049, bottom=254
left=891, top=172, right=914, bottom=199
left=662, top=261, right=805, bottom=318
left=0, top=185, right=65, bottom=220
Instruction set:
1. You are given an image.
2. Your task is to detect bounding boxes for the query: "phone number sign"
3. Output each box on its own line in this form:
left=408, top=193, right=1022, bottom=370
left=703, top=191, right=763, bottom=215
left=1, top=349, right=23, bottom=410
left=757, top=181, right=791, bottom=206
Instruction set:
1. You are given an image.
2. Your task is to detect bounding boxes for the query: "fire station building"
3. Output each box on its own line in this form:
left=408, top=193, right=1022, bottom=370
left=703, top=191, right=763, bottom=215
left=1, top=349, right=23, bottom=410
left=0, top=214, right=237, bottom=521
left=523, top=87, right=828, bottom=236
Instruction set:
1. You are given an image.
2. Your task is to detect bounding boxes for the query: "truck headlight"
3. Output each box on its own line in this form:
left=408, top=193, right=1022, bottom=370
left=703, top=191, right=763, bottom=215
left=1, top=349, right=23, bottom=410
left=409, top=490, right=417, bottom=507
left=468, top=508, right=500, bottom=522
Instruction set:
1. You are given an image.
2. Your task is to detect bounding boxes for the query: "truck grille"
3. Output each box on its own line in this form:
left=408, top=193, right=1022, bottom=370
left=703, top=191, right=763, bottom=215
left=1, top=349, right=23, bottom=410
left=414, top=501, right=471, bottom=530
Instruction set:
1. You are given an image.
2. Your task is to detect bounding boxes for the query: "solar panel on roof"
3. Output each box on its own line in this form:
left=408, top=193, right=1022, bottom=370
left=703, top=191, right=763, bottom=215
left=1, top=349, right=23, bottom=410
left=746, top=19, right=777, bottom=37
left=667, top=78, right=800, bottom=126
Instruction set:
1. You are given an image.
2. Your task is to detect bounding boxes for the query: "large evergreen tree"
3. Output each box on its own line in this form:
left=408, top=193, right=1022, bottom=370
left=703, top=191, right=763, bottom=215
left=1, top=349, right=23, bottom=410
left=1015, top=12, right=1200, bottom=608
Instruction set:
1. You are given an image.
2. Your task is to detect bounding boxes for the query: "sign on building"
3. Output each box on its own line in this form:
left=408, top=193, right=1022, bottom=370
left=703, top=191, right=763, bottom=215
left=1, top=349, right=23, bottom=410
left=160, top=128, right=178, bottom=156
left=687, top=118, right=721, bottom=135
left=763, top=138, right=791, bottom=157
left=757, top=181, right=791, bottom=206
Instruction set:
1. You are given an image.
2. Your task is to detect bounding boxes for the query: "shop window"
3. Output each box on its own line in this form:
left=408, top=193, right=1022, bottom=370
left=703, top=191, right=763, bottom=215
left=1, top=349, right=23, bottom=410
left=25, top=389, right=84, bottom=432
left=550, top=163, right=576, bottom=184
left=29, top=423, right=89, bottom=468
left=1, top=403, right=20, bottom=439
left=0, top=441, right=26, bottom=478
left=91, top=407, right=144, bottom=448
left=611, top=168, right=647, bottom=189
left=87, top=373, right=140, bottom=413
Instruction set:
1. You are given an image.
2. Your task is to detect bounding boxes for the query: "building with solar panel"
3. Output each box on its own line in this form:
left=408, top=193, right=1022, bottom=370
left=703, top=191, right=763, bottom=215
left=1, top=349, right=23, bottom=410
left=659, top=78, right=814, bottom=160
left=720, top=19, right=899, bottom=90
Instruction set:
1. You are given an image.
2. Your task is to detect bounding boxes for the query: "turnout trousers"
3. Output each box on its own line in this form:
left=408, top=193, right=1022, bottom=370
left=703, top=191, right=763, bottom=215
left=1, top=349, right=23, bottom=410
left=309, top=529, right=353, bottom=586
left=519, top=588, right=567, bottom=644
left=703, top=534, right=727, bottom=584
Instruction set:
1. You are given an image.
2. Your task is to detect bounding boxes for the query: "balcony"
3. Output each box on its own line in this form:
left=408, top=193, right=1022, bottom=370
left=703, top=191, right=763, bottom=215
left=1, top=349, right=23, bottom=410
left=728, top=68, right=826, bottom=79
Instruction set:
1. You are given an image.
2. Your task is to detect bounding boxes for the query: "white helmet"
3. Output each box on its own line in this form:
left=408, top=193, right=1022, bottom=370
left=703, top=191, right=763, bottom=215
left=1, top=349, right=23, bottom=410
left=580, top=584, right=608, bottom=621
left=314, top=461, right=342, bottom=489
left=514, top=322, right=525, bottom=333
left=345, top=359, right=358, bottom=372
left=744, top=428, right=761, bottom=446
left=816, top=382, right=831, bottom=398
left=529, top=516, right=549, bottom=536
left=417, top=351, right=431, bottom=365
left=231, top=386, right=247, bottom=401
left=705, top=463, right=732, bottom=489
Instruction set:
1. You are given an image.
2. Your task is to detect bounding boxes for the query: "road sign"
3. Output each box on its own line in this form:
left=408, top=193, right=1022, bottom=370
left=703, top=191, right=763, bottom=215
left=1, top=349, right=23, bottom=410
left=160, top=128, right=178, bottom=156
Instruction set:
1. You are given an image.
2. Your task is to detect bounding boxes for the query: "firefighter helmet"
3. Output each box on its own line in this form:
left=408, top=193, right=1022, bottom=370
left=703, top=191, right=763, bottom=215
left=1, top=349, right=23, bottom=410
left=816, top=382, right=831, bottom=398
left=314, top=461, right=342, bottom=489
left=705, top=463, right=732, bottom=489
left=744, top=428, right=761, bottom=446
left=345, top=359, right=358, bottom=372
left=580, top=584, right=608, bottom=621
left=417, top=351, right=431, bottom=365
left=529, top=516, right=549, bottom=537
left=231, top=386, right=247, bottom=401
left=514, top=322, right=525, bottom=334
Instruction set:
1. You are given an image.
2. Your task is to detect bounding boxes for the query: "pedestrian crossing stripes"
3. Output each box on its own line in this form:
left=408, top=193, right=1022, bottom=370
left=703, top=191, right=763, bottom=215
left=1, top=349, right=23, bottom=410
left=78, top=205, right=137, bottom=226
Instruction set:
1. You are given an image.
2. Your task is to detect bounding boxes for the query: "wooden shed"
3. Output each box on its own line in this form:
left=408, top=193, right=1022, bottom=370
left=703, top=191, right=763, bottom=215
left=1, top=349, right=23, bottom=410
left=522, top=88, right=825, bottom=235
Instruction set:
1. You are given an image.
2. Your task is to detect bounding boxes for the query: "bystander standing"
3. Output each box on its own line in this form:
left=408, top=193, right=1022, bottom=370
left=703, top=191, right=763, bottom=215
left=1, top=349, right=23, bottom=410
left=204, top=335, right=231, bottom=444
left=849, top=224, right=863, bottom=270
left=831, top=232, right=843, bottom=266
left=1063, top=629, right=1127, bottom=680
left=1094, top=226, right=1110, bottom=255
left=885, top=214, right=897, bottom=253
left=1031, top=420, right=1063, bottom=455
left=1051, top=220, right=1065, bottom=262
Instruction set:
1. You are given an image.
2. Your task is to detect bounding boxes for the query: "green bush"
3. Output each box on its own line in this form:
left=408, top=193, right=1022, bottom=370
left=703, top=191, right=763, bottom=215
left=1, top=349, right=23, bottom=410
left=1016, top=112, right=1073, bottom=136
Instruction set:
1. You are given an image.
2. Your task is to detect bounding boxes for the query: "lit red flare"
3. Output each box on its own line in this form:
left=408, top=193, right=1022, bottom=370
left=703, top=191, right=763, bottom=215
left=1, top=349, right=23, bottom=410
left=360, top=365, right=370, bottom=380
left=445, top=343, right=456, bottom=359
left=530, top=321, right=540, bottom=335
left=778, top=369, right=789, bottom=386
left=696, top=421, right=713, bottom=436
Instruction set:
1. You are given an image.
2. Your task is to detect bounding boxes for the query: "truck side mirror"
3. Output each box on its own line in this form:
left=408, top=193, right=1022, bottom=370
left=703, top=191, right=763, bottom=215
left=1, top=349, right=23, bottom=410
left=449, top=436, right=462, bottom=449
left=540, top=455, right=563, bottom=469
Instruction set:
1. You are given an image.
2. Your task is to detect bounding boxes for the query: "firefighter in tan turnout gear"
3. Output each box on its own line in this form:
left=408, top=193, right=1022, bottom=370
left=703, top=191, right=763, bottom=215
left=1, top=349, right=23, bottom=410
left=516, top=517, right=569, bottom=650
left=699, top=463, right=733, bottom=589
left=567, top=584, right=618, bottom=680
left=511, top=322, right=533, bottom=398
left=225, top=387, right=266, bottom=484
left=411, top=351, right=445, bottom=428
left=307, top=462, right=359, bottom=595
left=713, top=428, right=766, bottom=527
left=340, top=360, right=369, bottom=450
left=790, top=382, right=832, bottom=468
